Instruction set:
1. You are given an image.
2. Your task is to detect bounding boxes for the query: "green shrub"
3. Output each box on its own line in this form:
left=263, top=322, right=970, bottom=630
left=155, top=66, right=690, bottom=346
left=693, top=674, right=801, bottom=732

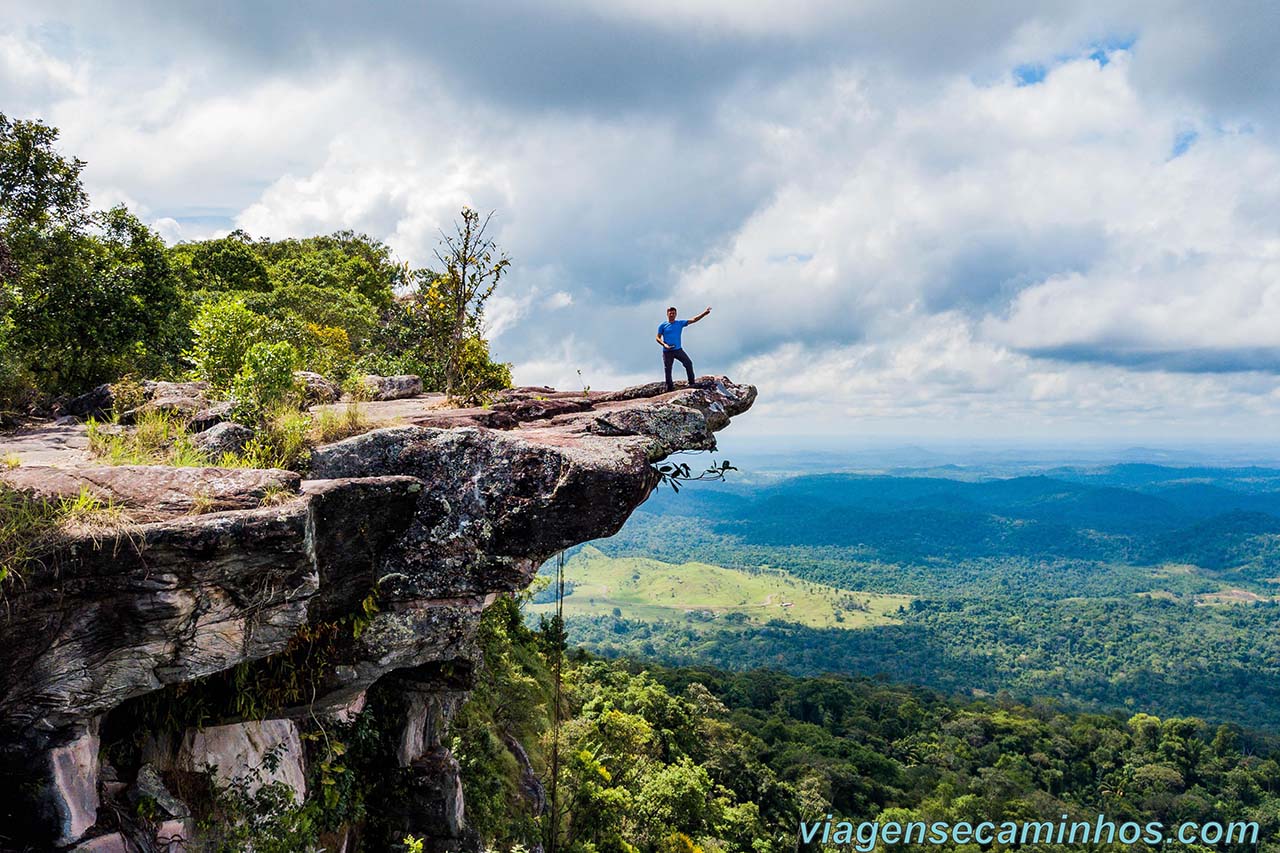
left=230, top=342, right=300, bottom=425
left=452, top=336, right=513, bottom=403
left=301, top=323, right=355, bottom=381
left=188, top=297, right=269, bottom=391
left=340, top=373, right=377, bottom=402
left=0, top=334, right=32, bottom=411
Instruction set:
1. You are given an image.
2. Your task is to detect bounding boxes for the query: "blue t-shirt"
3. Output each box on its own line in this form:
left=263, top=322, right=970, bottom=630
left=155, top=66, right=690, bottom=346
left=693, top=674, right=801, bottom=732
left=658, top=319, right=689, bottom=349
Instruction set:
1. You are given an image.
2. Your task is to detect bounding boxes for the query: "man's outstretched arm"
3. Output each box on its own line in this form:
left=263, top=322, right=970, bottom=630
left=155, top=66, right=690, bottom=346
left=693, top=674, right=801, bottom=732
left=687, top=306, right=712, bottom=324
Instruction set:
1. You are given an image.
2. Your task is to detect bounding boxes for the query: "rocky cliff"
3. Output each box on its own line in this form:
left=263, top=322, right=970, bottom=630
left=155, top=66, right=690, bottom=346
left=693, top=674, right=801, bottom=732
left=0, top=377, right=755, bottom=852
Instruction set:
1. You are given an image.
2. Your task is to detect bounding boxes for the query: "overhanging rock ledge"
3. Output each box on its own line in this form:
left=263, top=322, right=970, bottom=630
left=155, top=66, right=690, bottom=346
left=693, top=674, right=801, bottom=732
left=0, top=376, right=755, bottom=851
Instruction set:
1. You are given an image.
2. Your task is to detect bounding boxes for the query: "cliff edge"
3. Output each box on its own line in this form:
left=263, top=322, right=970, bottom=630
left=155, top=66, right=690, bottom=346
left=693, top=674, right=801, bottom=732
left=0, top=376, right=755, bottom=851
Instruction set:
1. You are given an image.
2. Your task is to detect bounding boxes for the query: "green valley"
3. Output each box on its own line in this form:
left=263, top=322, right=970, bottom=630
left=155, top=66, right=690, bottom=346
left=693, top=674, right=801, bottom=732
left=547, top=464, right=1280, bottom=732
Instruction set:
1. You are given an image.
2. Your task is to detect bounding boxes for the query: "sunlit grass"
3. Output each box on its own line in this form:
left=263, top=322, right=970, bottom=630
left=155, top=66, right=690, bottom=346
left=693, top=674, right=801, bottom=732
left=87, top=410, right=208, bottom=467
left=85, top=405, right=340, bottom=473
left=311, top=403, right=372, bottom=445
left=0, top=485, right=128, bottom=587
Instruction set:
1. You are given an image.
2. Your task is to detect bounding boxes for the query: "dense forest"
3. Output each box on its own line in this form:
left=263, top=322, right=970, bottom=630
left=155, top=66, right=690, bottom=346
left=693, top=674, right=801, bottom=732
left=550, top=465, right=1280, bottom=730
left=440, top=594, right=1280, bottom=851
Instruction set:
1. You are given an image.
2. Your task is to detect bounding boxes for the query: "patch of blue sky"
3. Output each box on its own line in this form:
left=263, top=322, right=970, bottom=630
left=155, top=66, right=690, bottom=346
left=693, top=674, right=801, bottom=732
left=1089, top=35, right=1137, bottom=66
left=1171, top=129, right=1199, bottom=158
left=1011, top=34, right=1138, bottom=86
left=1013, top=64, right=1046, bottom=86
left=768, top=252, right=814, bottom=264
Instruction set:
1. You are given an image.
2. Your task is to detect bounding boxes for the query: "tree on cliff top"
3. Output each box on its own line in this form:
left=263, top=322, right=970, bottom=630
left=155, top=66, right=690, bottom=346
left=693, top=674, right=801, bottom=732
left=433, top=207, right=510, bottom=396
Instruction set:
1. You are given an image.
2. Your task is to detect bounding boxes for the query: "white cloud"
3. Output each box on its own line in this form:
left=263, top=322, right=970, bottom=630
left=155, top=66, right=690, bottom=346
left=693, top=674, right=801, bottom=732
left=672, top=52, right=1280, bottom=432
left=8, top=4, right=1280, bottom=439
left=0, top=34, right=86, bottom=110
left=150, top=216, right=183, bottom=243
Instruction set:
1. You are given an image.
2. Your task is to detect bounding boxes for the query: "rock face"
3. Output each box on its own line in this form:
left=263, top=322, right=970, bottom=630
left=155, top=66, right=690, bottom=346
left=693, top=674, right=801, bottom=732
left=0, top=463, right=299, bottom=521
left=176, top=720, right=308, bottom=801
left=0, top=376, right=755, bottom=851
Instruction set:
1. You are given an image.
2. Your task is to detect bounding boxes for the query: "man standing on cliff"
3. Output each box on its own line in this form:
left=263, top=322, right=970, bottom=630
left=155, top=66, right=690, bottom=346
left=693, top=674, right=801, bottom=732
left=656, top=305, right=711, bottom=391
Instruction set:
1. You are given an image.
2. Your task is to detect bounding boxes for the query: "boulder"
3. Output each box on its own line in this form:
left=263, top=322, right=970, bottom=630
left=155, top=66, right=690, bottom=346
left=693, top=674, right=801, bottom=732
left=61, top=384, right=114, bottom=419
left=176, top=720, right=306, bottom=802
left=189, top=401, right=233, bottom=432
left=127, top=763, right=189, bottom=820
left=120, top=381, right=214, bottom=425
left=359, top=374, right=422, bottom=401
left=142, top=380, right=210, bottom=399
left=191, top=422, right=254, bottom=459
left=70, top=833, right=131, bottom=852
left=295, top=371, right=341, bottom=405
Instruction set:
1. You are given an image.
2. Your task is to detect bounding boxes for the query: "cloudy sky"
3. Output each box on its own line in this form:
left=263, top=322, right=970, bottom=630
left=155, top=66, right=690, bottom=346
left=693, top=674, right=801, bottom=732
left=5, top=1, right=1280, bottom=442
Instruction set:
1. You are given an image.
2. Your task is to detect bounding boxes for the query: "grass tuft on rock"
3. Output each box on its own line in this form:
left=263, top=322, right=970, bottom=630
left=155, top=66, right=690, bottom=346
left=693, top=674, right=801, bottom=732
left=311, top=403, right=372, bottom=445
left=0, top=485, right=127, bottom=587
left=87, top=409, right=208, bottom=467
left=85, top=402, right=386, bottom=473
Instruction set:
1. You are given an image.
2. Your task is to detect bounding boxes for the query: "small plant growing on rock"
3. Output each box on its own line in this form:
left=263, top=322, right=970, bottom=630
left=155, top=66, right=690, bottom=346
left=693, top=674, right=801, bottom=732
left=257, top=483, right=295, bottom=507
left=652, top=457, right=737, bottom=493
left=87, top=410, right=207, bottom=467
left=237, top=405, right=312, bottom=471
left=0, top=485, right=126, bottom=587
left=188, top=491, right=215, bottom=515
left=108, top=373, right=146, bottom=416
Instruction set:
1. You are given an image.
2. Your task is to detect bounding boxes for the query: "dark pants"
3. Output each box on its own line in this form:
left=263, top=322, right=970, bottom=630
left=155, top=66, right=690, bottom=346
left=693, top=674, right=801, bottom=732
left=663, top=347, right=695, bottom=391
